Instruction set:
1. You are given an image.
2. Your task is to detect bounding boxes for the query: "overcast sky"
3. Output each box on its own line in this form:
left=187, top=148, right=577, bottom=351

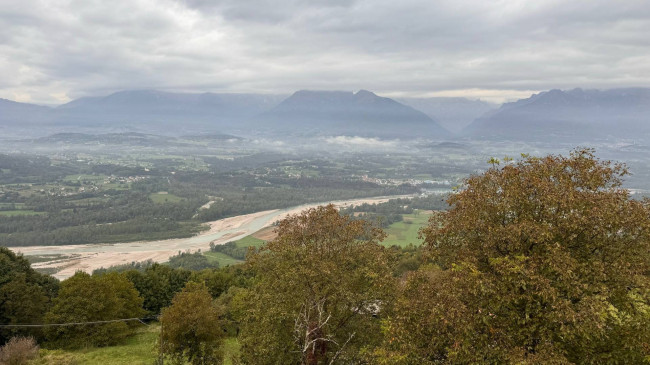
left=1, top=0, right=649, bottom=104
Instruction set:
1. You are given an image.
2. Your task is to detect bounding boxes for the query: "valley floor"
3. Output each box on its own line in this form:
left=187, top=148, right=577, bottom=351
left=17, top=195, right=412, bottom=279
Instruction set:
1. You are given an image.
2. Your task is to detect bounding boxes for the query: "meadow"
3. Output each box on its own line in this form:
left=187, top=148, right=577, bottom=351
left=32, top=325, right=240, bottom=364
left=381, top=211, right=432, bottom=247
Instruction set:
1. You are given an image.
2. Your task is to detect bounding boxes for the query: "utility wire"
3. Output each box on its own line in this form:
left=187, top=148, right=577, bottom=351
left=0, top=315, right=159, bottom=328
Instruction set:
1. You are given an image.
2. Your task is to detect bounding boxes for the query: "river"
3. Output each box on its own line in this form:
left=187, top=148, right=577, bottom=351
left=16, top=195, right=414, bottom=279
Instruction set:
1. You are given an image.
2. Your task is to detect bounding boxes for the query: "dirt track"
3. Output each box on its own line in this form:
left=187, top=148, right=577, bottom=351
left=17, top=195, right=411, bottom=279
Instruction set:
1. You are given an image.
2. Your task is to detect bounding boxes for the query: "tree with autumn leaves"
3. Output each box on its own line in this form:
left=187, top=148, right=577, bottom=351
left=158, top=282, right=225, bottom=365
left=237, top=204, right=395, bottom=365
left=377, top=149, right=650, bottom=363
left=236, top=149, right=649, bottom=364
left=0, top=149, right=646, bottom=363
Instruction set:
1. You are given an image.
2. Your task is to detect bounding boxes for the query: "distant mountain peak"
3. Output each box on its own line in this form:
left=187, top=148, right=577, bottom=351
left=354, top=89, right=376, bottom=97
left=259, top=89, right=451, bottom=139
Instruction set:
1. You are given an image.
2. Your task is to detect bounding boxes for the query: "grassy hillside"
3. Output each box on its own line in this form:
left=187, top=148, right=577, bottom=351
left=31, top=325, right=240, bottom=364
left=381, top=211, right=431, bottom=247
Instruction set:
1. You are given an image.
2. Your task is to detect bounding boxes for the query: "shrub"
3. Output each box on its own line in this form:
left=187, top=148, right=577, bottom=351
left=0, top=336, right=39, bottom=365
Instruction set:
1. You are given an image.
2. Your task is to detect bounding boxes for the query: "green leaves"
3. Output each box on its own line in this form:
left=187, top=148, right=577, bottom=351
left=239, top=205, right=395, bottom=364
left=159, top=282, right=224, bottom=365
left=384, top=149, right=650, bottom=363
left=43, top=272, right=145, bottom=349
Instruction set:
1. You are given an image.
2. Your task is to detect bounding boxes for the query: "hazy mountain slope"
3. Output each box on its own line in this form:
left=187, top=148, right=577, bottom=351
left=0, top=98, right=52, bottom=125
left=54, top=90, right=287, bottom=133
left=397, top=97, right=497, bottom=133
left=257, top=90, right=451, bottom=139
left=464, top=88, right=650, bottom=142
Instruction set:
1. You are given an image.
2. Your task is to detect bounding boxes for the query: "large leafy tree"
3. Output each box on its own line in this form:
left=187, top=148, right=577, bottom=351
left=158, top=282, right=225, bottom=365
left=44, top=272, right=145, bottom=349
left=381, top=149, right=650, bottom=363
left=124, top=263, right=191, bottom=314
left=237, top=204, right=395, bottom=364
left=0, top=248, right=59, bottom=344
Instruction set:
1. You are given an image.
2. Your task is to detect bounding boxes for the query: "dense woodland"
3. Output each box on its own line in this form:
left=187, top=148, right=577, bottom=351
left=1, top=149, right=649, bottom=364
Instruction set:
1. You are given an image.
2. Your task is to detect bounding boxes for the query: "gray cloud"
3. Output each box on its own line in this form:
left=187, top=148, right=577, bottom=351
left=0, top=0, right=649, bottom=104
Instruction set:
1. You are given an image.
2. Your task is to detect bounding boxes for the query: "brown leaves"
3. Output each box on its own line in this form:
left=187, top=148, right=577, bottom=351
left=240, top=204, right=396, bottom=364
left=388, top=148, right=650, bottom=363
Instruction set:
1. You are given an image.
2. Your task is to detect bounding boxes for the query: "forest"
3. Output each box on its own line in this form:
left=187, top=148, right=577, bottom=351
left=1, top=149, right=648, bottom=364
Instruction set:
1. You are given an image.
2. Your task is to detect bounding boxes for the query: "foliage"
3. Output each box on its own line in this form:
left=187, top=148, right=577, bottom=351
left=123, top=264, right=192, bottom=314
left=0, top=248, right=59, bottom=344
left=159, top=282, right=224, bottom=365
left=238, top=205, right=395, bottom=364
left=167, top=251, right=218, bottom=271
left=93, top=259, right=155, bottom=275
left=0, top=336, right=39, bottom=365
left=44, top=272, right=145, bottom=349
left=209, top=241, right=250, bottom=261
left=390, top=243, right=426, bottom=276
left=189, top=265, right=253, bottom=299
left=382, top=149, right=650, bottom=363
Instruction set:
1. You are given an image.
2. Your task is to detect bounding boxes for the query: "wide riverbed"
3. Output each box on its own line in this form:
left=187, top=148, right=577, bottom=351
left=16, top=195, right=412, bottom=279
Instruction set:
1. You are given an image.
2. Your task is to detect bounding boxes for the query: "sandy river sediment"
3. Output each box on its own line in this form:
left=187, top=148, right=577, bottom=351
left=15, top=195, right=411, bottom=279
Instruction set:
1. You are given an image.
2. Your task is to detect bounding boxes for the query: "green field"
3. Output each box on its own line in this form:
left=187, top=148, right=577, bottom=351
left=149, top=192, right=185, bottom=204
left=0, top=202, right=25, bottom=208
left=381, top=211, right=432, bottom=247
left=33, top=325, right=240, bottom=365
left=204, top=251, right=244, bottom=266
left=203, top=235, right=266, bottom=266
left=234, top=235, right=265, bottom=248
left=63, top=174, right=108, bottom=182
left=0, top=210, right=44, bottom=216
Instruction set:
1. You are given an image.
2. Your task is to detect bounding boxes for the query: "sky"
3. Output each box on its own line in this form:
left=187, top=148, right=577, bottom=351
left=0, top=0, right=649, bottom=105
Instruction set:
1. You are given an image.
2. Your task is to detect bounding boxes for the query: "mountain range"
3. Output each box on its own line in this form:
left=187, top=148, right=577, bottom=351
left=0, top=89, right=452, bottom=139
left=464, top=88, right=650, bottom=142
left=2, top=87, right=650, bottom=143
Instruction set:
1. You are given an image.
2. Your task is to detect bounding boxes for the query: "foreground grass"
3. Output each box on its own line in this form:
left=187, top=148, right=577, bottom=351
left=381, top=211, right=432, bottom=247
left=32, top=325, right=240, bottom=364
left=34, top=325, right=158, bottom=364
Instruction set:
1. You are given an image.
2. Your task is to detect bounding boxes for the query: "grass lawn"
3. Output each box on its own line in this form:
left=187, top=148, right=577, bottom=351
left=381, top=211, right=432, bottom=247
left=33, top=325, right=240, bottom=365
left=149, top=192, right=185, bottom=204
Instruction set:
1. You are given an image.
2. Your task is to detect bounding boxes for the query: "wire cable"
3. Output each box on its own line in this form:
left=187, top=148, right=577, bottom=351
left=0, top=315, right=159, bottom=328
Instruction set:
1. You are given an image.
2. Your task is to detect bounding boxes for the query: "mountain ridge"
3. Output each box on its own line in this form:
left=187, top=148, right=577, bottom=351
left=464, top=87, right=650, bottom=142
left=256, top=89, right=452, bottom=139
